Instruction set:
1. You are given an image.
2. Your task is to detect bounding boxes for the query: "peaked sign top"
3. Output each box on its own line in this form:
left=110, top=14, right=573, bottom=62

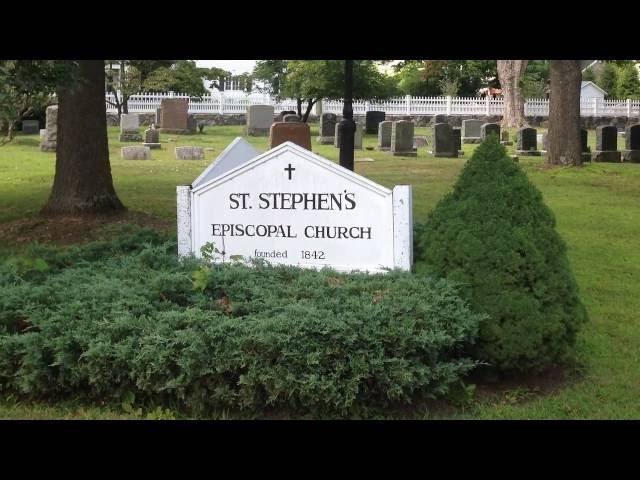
left=191, top=137, right=261, bottom=188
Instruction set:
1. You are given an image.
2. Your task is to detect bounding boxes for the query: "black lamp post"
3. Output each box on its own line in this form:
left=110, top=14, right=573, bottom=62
left=339, top=60, right=356, bottom=171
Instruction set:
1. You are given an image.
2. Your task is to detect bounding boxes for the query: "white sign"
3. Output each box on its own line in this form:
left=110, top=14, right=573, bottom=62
left=178, top=141, right=412, bottom=273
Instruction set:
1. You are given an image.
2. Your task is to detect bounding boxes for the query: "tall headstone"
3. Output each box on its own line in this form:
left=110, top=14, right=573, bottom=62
left=623, top=124, right=640, bottom=163
left=581, top=128, right=591, bottom=162
left=270, top=122, right=312, bottom=151
left=279, top=110, right=297, bottom=121
left=247, top=105, right=275, bottom=136
left=22, top=120, right=39, bottom=134
left=119, top=113, right=143, bottom=142
left=431, top=123, right=458, bottom=158
left=365, top=111, right=386, bottom=134
left=391, top=120, right=417, bottom=157
left=317, top=113, right=337, bottom=144
left=452, top=127, right=463, bottom=155
left=155, top=108, right=162, bottom=127
left=40, top=105, right=57, bottom=152
left=594, top=125, right=621, bottom=162
left=144, top=125, right=161, bottom=149
left=159, top=98, right=191, bottom=134
left=516, top=127, right=541, bottom=156
left=334, top=122, right=363, bottom=150
left=377, top=121, right=392, bottom=151
left=481, top=123, right=500, bottom=141
left=462, top=119, right=483, bottom=143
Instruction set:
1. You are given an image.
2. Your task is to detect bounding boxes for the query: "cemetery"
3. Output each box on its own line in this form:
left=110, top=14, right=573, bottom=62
left=0, top=59, right=639, bottom=420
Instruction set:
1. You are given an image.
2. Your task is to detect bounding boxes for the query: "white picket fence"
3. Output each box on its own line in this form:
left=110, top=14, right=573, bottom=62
left=106, top=92, right=640, bottom=118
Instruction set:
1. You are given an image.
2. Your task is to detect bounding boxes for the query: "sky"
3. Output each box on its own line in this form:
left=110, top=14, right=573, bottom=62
left=195, top=60, right=257, bottom=75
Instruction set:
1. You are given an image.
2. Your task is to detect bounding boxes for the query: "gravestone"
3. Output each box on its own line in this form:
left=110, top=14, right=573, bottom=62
left=481, top=123, right=500, bottom=141
left=119, top=113, right=143, bottom=142
left=432, top=114, right=447, bottom=125
left=279, top=110, right=297, bottom=121
left=391, top=120, right=417, bottom=157
left=121, top=146, right=151, bottom=160
left=431, top=123, right=458, bottom=158
left=516, top=127, right=541, bottom=156
left=452, top=127, right=463, bottom=155
left=177, top=141, right=413, bottom=272
left=365, top=111, right=386, bottom=134
left=581, top=129, right=591, bottom=162
left=160, top=99, right=190, bottom=134
left=155, top=108, right=162, bottom=127
left=283, top=114, right=300, bottom=123
left=39, top=129, right=46, bottom=142
left=247, top=105, right=275, bottom=136
left=377, top=121, right=392, bottom=151
left=354, top=122, right=363, bottom=150
left=500, top=130, right=512, bottom=146
left=270, top=122, right=312, bottom=151
left=175, top=146, right=205, bottom=160
left=333, top=121, right=363, bottom=149
left=462, top=119, right=483, bottom=143
left=594, top=125, right=621, bottom=163
left=40, top=105, right=57, bottom=152
left=622, top=124, right=640, bottom=163
left=22, top=120, right=39, bottom=134
left=144, top=125, right=161, bottom=149
left=192, top=137, right=261, bottom=188
left=317, top=113, right=337, bottom=144
left=413, top=136, right=428, bottom=148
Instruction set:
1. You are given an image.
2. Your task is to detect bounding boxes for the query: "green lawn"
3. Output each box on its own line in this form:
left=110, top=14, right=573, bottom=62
left=0, top=124, right=639, bottom=419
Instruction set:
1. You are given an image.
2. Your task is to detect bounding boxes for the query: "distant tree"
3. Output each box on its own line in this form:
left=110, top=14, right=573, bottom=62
left=497, top=60, right=528, bottom=127
left=253, top=60, right=397, bottom=122
left=105, top=60, right=174, bottom=118
left=521, top=60, right=550, bottom=98
left=0, top=61, right=55, bottom=144
left=143, top=61, right=230, bottom=98
left=597, top=62, right=619, bottom=98
left=616, top=63, right=640, bottom=99
left=582, top=67, right=596, bottom=82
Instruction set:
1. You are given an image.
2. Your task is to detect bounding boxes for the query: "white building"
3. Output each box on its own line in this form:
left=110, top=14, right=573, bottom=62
left=581, top=81, right=607, bottom=100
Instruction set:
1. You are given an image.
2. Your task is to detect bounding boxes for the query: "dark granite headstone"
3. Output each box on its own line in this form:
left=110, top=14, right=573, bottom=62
left=280, top=110, right=297, bottom=121
left=317, top=113, right=337, bottom=144
left=481, top=123, right=500, bottom=141
left=22, top=120, right=39, bottom=134
left=581, top=129, right=592, bottom=162
left=516, top=127, right=540, bottom=155
left=431, top=123, right=457, bottom=158
left=594, top=125, right=621, bottom=162
left=462, top=119, right=483, bottom=143
left=452, top=127, right=463, bottom=154
left=365, top=111, right=386, bottom=134
left=283, top=114, right=300, bottom=122
left=623, top=124, right=640, bottom=162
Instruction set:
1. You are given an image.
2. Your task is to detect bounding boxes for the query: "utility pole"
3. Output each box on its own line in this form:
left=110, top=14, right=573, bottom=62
left=339, top=60, right=356, bottom=171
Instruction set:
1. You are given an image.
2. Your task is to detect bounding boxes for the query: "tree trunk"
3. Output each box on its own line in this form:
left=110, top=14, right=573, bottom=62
left=497, top=60, right=528, bottom=128
left=302, top=98, right=316, bottom=123
left=546, top=60, right=582, bottom=167
left=42, top=60, right=125, bottom=215
left=296, top=98, right=303, bottom=119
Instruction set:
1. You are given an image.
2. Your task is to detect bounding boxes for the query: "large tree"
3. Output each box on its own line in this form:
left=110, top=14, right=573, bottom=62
left=143, top=61, right=230, bottom=98
left=497, top=60, right=529, bottom=127
left=43, top=60, right=125, bottom=214
left=545, top=60, right=582, bottom=167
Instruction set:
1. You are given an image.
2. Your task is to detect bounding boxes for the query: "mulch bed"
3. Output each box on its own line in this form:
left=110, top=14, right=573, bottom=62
left=0, top=210, right=174, bottom=247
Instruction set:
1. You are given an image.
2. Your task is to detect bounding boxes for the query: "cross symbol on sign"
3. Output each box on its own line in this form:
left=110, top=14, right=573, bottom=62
left=284, top=163, right=295, bottom=180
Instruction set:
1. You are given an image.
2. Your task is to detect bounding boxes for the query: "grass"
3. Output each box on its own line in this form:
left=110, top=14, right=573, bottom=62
left=0, top=124, right=639, bottom=419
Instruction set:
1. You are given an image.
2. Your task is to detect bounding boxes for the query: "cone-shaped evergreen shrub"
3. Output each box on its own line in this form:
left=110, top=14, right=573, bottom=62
left=415, top=136, right=588, bottom=374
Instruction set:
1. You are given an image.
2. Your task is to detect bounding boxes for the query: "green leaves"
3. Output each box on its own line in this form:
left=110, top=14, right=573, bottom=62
left=0, top=227, right=483, bottom=417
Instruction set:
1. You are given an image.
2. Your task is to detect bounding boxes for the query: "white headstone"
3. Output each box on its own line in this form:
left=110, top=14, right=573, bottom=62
left=191, top=137, right=261, bottom=188
left=177, top=141, right=412, bottom=272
